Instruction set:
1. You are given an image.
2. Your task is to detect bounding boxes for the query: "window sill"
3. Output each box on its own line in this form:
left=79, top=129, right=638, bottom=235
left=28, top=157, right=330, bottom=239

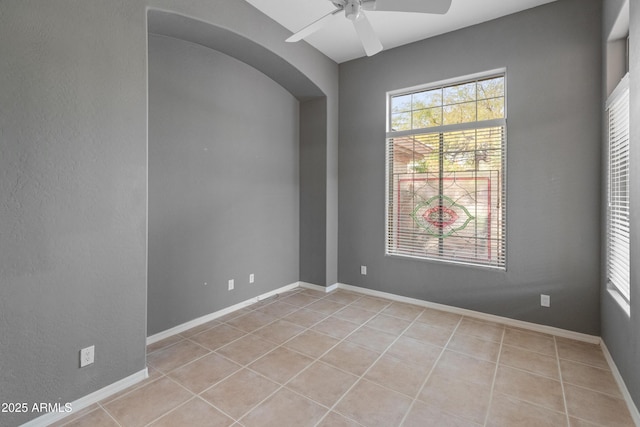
left=607, top=287, right=631, bottom=318
left=385, top=253, right=506, bottom=272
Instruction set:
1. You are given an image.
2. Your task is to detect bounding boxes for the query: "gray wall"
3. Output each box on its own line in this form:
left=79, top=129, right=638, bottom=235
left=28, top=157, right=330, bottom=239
left=338, top=0, right=603, bottom=334
left=0, top=1, right=338, bottom=425
left=602, top=0, right=640, bottom=409
left=0, top=2, right=148, bottom=426
left=148, top=35, right=300, bottom=335
left=300, top=98, right=328, bottom=285
left=146, top=7, right=340, bottom=289
left=8, top=0, right=640, bottom=422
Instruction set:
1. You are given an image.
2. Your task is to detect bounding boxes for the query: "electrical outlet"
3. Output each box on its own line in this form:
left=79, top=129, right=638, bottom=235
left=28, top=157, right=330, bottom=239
left=361, top=265, right=367, bottom=275
left=80, top=345, right=95, bottom=368
left=228, top=279, right=234, bottom=291
left=249, top=274, right=255, bottom=284
left=540, top=294, right=550, bottom=307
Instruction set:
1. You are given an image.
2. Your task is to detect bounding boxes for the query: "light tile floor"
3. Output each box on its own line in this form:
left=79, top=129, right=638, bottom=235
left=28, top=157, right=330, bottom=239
left=53, top=288, right=636, bottom=427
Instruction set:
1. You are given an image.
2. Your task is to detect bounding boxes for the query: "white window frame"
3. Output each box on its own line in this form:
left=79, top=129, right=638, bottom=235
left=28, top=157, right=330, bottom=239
left=385, top=69, right=507, bottom=269
left=606, top=73, right=630, bottom=309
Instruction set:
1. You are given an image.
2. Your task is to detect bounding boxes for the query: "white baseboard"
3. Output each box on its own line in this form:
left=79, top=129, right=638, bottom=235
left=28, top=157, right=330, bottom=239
left=327, top=283, right=339, bottom=292
left=336, top=283, right=600, bottom=344
left=20, top=368, right=148, bottom=427
left=147, top=282, right=299, bottom=345
left=600, top=341, right=640, bottom=426
left=299, top=281, right=338, bottom=293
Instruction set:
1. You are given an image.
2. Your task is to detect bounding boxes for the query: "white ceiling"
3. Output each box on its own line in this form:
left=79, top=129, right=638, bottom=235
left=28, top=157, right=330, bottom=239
left=245, top=0, right=557, bottom=63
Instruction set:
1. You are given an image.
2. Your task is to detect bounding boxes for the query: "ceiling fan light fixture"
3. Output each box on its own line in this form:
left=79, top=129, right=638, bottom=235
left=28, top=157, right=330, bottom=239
left=286, top=0, right=452, bottom=57
left=345, top=1, right=361, bottom=21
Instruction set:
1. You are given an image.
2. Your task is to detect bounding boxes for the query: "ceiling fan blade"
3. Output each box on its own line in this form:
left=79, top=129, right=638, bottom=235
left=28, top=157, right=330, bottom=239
left=365, top=0, right=452, bottom=14
left=286, top=8, right=342, bottom=42
left=352, top=11, right=383, bottom=56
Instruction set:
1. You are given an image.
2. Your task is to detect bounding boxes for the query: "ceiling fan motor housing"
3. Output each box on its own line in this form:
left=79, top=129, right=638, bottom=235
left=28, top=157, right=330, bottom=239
left=345, top=0, right=361, bottom=20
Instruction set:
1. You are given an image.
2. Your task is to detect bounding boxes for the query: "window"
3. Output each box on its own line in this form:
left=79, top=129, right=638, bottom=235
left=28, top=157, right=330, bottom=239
left=606, top=74, right=630, bottom=305
left=386, top=71, right=506, bottom=269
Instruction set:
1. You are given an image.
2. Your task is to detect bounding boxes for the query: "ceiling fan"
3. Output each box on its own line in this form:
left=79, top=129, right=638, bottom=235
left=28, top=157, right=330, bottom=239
left=286, top=0, right=453, bottom=57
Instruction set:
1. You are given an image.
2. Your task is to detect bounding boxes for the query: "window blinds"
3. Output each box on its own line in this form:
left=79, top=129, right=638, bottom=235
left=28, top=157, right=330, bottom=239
left=386, top=72, right=506, bottom=269
left=606, top=74, right=630, bottom=303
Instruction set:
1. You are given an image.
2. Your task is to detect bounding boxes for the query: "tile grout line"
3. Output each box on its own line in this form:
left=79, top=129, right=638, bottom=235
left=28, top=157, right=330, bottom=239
left=111, top=289, right=312, bottom=426
left=57, top=404, right=122, bottom=427
left=554, top=336, right=572, bottom=427
left=61, top=302, right=451, bottom=427
left=165, top=312, right=320, bottom=424
left=142, top=375, right=205, bottom=426
left=500, top=340, right=558, bottom=359
left=562, top=381, right=628, bottom=400
left=197, top=356, right=283, bottom=422
left=97, top=403, right=125, bottom=427
left=102, top=373, right=203, bottom=427
left=194, top=308, right=331, bottom=422
left=198, top=314, right=339, bottom=423
left=150, top=289, right=384, bottom=381
left=192, top=395, right=243, bottom=426
left=273, top=293, right=392, bottom=426
left=99, top=373, right=167, bottom=407
left=149, top=319, right=259, bottom=373
left=487, top=362, right=567, bottom=385
left=141, top=395, right=199, bottom=427
left=287, top=295, right=400, bottom=425
left=397, top=315, right=464, bottom=427
left=482, top=327, right=506, bottom=427
left=474, top=335, right=577, bottom=424
left=178, top=350, right=257, bottom=422
left=171, top=292, right=320, bottom=376
left=318, top=306, right=428, bottom=427
left=211, top=291, right=373, bottom=425
left=557, top=353, right=623, bottom=375
left=491, top=332, right=627, bottom=416
left=196, top=397, right=242, bottom=427
left=63, top=287, right=625, bottom=427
